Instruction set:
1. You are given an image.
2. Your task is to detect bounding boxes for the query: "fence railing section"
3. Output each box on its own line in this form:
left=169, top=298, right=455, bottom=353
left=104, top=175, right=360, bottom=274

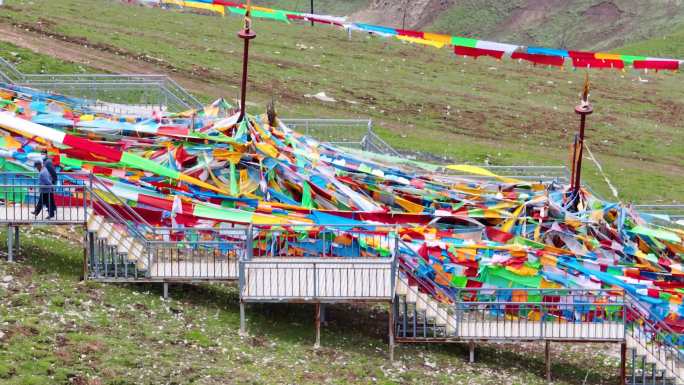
left=625, top=294, right=684, bottom=382
left=439, top=165, right=570, bottom=183
left=634, top=205, right=684, bottom=222
left=240, top=258, right=395, bottom=301
left=281, top=118, right=373, bottom=149
left=240, top=225, right=398, bottom=301
left=362, top=130, right=403, bottom=158
left=0, top=57, right=24, bottom=83
left=250, top=225, right=397, bottom=259
left=0, top=56, right=203, bottom=111
left=0, top=173, right=87, bottom=224
left=452, top=288, right=626, bottom=341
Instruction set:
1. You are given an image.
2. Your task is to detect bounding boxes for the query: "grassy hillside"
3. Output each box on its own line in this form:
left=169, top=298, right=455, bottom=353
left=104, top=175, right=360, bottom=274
left=0, top=41, right=93, bottom=74
left=0, top=0, right=683, bottom=203
left=619, top=24, right=684, bottom=59
left=0, top=229, right=622, bottom=385
left=252, top=0, right=368, bottom=15
left=428, top=0, right=684, bottom=51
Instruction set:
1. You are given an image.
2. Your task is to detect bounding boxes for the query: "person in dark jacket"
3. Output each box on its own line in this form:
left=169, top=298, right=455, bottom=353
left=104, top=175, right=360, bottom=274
left=42, top=150, right=58, bottom=184
left=32, top=161, right=56, bottom=219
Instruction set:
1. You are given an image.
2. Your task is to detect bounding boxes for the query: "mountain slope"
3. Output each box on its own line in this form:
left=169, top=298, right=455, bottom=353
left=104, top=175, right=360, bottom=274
left=350, top=0, right=684, bottom=51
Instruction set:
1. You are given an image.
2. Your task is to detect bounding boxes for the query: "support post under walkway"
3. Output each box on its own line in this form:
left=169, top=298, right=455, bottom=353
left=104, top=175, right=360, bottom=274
left=314, top=303, right=321, bottom=349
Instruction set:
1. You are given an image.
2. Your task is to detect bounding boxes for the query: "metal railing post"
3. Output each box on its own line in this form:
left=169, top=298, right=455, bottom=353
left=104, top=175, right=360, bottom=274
left=313, top=262, right=318, bottom=299
left=455, top=289, right=461, bottom=338
left=390, top=234, right=398, bottom=296
left=246, top=225, right=253, bottom=261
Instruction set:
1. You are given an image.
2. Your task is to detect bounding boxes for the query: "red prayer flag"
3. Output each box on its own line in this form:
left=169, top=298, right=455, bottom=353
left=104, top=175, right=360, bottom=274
left=572, top=57, right=624, bottom=69
left=212, top=0, right=240, bottom=5
left=158, top=126, right=190, bottom=137
left=511, top=52, right=564, bottom=67
left=633, top=60, right=679, bottom=71
left=568, top=51, right=596, bottom=60
left=647, top=288, right=660, bottom=298
left=397, top=29, right=424, bottom=39
left=454, top=45, right=504, bottom=59
left=485, top=227, right=514, bottom=243
left=62, top=135, right=123, bottom=163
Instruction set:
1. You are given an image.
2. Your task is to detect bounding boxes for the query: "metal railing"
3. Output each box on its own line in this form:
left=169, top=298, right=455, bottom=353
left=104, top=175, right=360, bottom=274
left=362, top=130, right=403, bottom=158
left=625, top=294, right=684, bottom=383
left=395, top=274, right=453, bottom=339
left=250, top=224, right=397, bottom=259
left=1, top=171, right=682, bottom=360
left=0, top=172, right=88, bottom=224
left=0, top=57, right=24, bottom=83
left=0, top=56, right=203, bottom=111
left=635, top=205, right=684, bottom=222
left=439, top=165, right=570, bottom=183
left=452, top=288, right=626, bottom=341
left=240, top=258, right=395, bottom=302
left=281, top=118, right=373, bottom=149
left=240, top=224, right=398, bottom=301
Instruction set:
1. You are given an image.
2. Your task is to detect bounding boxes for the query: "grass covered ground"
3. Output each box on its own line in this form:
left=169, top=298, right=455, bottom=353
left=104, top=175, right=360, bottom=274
left=0, top=0, right=682, bottom=204
left=0, top=228, right=623, bottom=385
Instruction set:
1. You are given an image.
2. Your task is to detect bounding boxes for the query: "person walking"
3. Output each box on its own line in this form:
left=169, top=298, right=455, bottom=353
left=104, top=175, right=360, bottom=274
left=32, top=161, right=56, bottom=219
left=42, top=150, right=58, bottom=184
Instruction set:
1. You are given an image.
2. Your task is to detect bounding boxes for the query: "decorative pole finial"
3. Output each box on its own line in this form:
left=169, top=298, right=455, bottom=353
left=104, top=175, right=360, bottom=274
left=237, top=0, right=256, bottom=123
left=569, top=72, right=594, bottom=210
left=581, top=72, right=590, bottom=104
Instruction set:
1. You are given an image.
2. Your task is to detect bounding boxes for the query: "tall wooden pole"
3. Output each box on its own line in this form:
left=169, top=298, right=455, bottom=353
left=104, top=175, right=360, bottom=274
left=310, top=0, right=314, bottom=26
left=571, top=73, right=593, bottom=209
left=237, top=1, right=256, bottom=123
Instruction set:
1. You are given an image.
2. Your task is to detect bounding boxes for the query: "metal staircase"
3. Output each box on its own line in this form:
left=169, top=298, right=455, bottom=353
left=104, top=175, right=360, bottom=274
left=393, top=242, right=684, bottom=385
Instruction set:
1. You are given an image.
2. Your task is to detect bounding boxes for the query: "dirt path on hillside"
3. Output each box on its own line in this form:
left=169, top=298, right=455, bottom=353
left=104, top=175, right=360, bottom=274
left=0, top=22, right=224, bottom=99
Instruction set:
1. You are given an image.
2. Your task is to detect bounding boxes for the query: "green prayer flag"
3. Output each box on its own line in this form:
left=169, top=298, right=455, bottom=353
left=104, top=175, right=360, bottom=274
left=120, top=152, right=181, bottom=180
left=301, top=181, right=313, bottom=209
left=630, top=225, right=681, bottom=243
left=451, top=275, right=468, bottom=288
left=452, top=36, right=478, bottom=47
left=229, top=161, right=238, bottom=196
left=193, top=203, right=253, bottom=223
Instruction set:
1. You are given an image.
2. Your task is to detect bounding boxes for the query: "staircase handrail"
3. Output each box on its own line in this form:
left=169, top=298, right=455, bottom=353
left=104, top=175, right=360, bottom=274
left=0, top=57, right=25, bottom=83
left=396, top=240, right=459, bottom=305
left=396, top=273, right=452, bottom=329
left=88, top=175, right=153, bottom=228
left=363, top=130, right=402, bottom=158
left=624, top=292, right=684, bottom=380
left=87, top=175, right=150, bottom=241
left=88, top=175, right=242, bottom=244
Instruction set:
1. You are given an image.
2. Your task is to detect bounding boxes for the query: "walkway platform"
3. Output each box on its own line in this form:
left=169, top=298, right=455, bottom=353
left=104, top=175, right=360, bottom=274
left=0, top=204, right=86, bottom=224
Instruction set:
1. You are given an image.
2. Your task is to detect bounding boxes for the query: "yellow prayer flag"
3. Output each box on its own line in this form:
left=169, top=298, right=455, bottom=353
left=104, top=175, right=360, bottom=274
left=446, top=164, right=522, bottom=184
left=396, top=35, right=445, bottom=49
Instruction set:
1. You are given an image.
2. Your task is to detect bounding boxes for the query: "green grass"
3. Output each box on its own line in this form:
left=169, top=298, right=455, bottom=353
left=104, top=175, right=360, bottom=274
left=0, top=41, right=91, bottom=75
left=619, top=24, right=684, bottom=59
left=0, top=229, right=623, bottom=384
left=0, top=0, right=683, bottom=203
